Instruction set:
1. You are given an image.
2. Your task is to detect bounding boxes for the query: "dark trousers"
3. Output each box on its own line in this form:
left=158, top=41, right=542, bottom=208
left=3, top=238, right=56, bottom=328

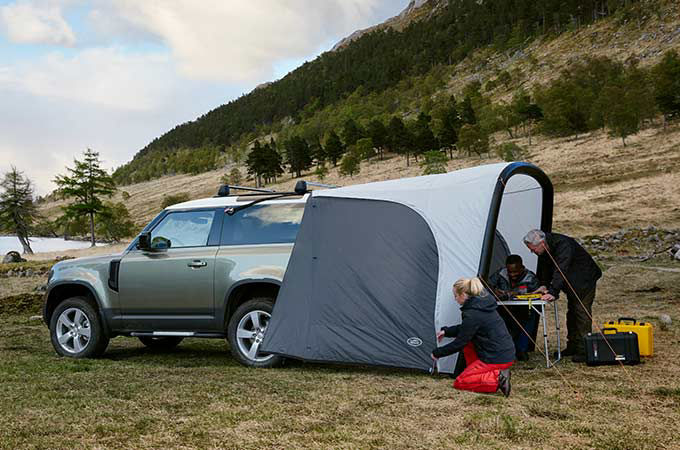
left=566, top=286, right=596, bottom=354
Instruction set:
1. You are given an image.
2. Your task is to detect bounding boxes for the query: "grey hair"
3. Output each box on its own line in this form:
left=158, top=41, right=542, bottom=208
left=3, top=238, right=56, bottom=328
left=523, top=229, right=546, bottom=246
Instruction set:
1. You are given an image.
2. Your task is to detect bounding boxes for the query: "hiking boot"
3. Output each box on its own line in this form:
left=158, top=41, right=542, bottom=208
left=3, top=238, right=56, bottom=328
left=498, top=369, right=511, bottom=397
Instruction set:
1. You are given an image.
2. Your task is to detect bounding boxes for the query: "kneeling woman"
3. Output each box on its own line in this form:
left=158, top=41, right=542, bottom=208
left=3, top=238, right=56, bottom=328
left=432, top=277, right=515, bottom=396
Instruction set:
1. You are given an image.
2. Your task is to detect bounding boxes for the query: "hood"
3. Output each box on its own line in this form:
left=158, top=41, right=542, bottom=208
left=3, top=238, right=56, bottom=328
left=461, top=293, right=497, bottom=313
left=52, top=253, right=122, bottom=271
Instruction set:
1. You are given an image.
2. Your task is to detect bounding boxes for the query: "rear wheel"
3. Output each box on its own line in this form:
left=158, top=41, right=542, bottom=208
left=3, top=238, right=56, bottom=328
left=227, top=298, right=283, bottom=368
left=138, top=336, right=184, bottom=350
left=49, top=296, right=109, bottom=358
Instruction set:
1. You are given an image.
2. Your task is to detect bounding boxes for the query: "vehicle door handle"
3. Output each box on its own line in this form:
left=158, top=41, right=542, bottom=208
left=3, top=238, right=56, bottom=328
left=187, top=260, right=208, bottom=268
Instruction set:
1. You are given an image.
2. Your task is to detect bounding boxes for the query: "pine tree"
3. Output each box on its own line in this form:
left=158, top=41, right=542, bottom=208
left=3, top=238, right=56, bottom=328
left=437, top=96, right=460, bottom=158
left=245, top=141, right=267, bottom=187
left=0, top=167, right=40, bottom=254
left=388, top=116, right=414, bottom=167
left=53, top=149, right=116, bottom=247
left=354, top=137, right=375, bottom=161
left=367, top=119, right=388, bottom=160
left=458, top=124, right=489, bottom=157
left=310, top=138, right=326, bottom=167
left=412, top=112, right=438, bottom=159
left=284, top=136, right=312, bottom=178
left=651, top=50, right=680, bottom=128
left=262, top=143, right=284, bottom=183
left=342, top=118, right=365, bottom=147
left=339, top=150, right=361, bottom=178
left=602, top=64, right=656, bottom=146
left=460, top=95, right=477, bottom=125
left=324, top=131, right=345, bottom=167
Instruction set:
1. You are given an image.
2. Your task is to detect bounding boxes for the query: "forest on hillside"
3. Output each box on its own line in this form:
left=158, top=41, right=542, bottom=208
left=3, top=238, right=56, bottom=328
left=113, top=0, right=663, bottom=185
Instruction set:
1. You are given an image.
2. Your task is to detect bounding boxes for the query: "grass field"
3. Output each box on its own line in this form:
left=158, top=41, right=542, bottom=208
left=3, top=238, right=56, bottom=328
left=1, top=257, right=678, bottom=449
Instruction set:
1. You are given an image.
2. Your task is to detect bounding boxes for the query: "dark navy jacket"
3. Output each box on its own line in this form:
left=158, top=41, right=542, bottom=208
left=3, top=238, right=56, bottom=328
left=432, top=293, right=515, bottom=364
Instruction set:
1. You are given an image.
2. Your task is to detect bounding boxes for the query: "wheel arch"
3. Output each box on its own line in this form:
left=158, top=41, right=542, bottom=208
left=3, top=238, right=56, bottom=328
left=43, top=281, right=110, bottom=335
left=224, top=279, right=281, bottom=325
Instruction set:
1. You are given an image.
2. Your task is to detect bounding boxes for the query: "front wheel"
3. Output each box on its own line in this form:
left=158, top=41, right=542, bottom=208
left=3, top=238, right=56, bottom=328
left=49, top=296, right=109, bottom=358
left=227, top=298, right=283, bottom=368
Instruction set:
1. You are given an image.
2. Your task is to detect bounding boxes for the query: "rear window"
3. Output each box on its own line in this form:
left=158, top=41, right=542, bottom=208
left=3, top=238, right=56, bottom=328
left=221, top=203, right=305, bottom=245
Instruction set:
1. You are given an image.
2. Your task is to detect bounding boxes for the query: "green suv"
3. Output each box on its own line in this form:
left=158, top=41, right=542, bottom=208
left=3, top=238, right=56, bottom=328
left=43, top=188, right=308, bottom=367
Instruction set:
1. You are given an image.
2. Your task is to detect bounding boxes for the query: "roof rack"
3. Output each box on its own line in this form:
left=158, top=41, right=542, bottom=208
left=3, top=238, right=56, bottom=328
left=215, top=185, right=276, bottom=197
left=216, top=181, right=339, bottom=198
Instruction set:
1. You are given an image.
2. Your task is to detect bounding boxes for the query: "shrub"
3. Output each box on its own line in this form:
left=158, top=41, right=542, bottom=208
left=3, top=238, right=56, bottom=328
left=161, top=192, right=190, bottom=209
left=496, top=142, right=526, bottom=162
left=420, top=150, right=448, bottom=175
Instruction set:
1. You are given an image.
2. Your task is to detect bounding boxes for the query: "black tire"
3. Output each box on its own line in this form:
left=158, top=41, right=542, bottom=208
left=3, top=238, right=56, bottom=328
left=227, top=297, right=283, bottom=368
left=49, top=296, right=109, bottom=358
left=138, top=336, right=184, bottom=350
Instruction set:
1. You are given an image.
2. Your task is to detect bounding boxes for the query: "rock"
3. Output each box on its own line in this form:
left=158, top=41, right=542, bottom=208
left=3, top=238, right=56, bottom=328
left=25, top=269, right=34, bottom=277
left=2, top=251, right=26, bottom=264
left=34, top=284, right=47, bottom=292
left=29, top=315, right=42, bottom=321
left=659, top=314, right=672, bottom=331
left=591, top=239, right=602, bottom=244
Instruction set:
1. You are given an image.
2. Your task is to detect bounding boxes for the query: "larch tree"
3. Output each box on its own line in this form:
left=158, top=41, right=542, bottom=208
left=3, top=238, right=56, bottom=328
left=0, top=167, right=40, bottom=254
left=53, top=149, right=116, bottom=247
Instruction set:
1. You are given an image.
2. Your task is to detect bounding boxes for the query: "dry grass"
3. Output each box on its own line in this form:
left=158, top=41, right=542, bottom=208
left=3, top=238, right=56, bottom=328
left=0, top=260, right=678, bottom=449
left=0, top=276, right=45, bottom=299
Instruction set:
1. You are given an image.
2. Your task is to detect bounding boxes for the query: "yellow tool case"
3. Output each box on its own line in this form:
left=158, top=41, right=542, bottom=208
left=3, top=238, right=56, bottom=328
left=603, top=318, right=654, bottom=356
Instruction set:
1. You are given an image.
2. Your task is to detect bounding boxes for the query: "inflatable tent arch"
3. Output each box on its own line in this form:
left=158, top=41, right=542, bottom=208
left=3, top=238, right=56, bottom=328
left=262, top=162, right=553, bottom=374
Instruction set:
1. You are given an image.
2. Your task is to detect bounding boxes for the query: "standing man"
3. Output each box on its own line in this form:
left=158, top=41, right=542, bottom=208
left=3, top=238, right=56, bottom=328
left=523, top=229, right=602, bottom=363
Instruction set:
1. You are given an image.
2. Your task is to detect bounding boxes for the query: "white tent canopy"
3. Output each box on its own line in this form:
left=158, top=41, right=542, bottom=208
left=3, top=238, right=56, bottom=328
left=263, top=162, right=553, bottom=374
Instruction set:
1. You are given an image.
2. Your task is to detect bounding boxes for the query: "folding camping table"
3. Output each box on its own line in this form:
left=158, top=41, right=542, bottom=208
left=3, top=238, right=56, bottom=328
left=496, top=298, right=562, bottom=368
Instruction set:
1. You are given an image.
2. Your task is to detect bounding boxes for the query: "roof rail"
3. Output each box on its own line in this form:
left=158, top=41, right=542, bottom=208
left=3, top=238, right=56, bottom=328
left=294, top=181, right=340, bottom=194
left=215, top=185, right=276, bottom=197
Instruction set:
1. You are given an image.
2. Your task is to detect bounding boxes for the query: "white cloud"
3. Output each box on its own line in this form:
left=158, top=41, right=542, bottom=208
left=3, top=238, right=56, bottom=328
left=0, top=47, right=176, bottom=111
left=91, top=0, right=390, bottom=82
left=0, top=0, right=76, bottom=46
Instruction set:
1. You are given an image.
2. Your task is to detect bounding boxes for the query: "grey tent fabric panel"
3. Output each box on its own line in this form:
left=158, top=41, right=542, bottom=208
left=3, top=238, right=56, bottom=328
left=263, top=197, right=439, bottom=371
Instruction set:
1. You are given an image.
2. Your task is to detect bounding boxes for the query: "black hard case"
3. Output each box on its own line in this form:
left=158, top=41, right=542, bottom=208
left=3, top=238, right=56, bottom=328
left=584, top=328, right=640, bottom=366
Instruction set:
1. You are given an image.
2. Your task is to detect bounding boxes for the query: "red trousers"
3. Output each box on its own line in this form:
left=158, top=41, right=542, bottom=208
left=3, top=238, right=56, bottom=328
left=453, top=343, right=514, bottom=393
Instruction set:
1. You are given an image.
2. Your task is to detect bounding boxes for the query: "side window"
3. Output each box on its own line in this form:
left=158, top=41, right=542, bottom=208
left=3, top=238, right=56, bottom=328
left=151, top=210, right=216, bottom=248
left=221, top=203, right=305, bottom=246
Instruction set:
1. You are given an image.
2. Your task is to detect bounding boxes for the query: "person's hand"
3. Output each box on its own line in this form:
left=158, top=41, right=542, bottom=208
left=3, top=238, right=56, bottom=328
left=431, top=353, right=438, bottom=361
left=536, top=286, right=548, bottom=294
left=541, top=293, right=556, bottom=302
left=436, top=330, right=445, bottom=342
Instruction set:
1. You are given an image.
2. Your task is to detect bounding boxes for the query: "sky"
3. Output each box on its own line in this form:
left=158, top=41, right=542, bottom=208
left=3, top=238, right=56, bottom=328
left=0, top=0, right=408, bottom=195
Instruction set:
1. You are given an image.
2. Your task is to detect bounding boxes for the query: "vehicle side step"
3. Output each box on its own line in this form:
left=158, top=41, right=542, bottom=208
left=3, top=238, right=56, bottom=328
left=130, top=332, right=225, bottom=338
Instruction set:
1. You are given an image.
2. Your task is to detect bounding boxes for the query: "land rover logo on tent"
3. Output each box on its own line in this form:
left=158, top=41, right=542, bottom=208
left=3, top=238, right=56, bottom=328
left=407, top=337, right=423, bottom=347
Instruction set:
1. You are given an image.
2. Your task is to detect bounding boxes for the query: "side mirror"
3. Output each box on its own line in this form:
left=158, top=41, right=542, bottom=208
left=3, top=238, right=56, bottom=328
left=137, top=231, right=152, bottom=251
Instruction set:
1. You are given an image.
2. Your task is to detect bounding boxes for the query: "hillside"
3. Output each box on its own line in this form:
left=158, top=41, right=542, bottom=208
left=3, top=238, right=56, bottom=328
left=39, top=0, right=680, bottom=239
left=40, top=122, right=680, bottom=238
left=110, top=0, right=671, bottom=185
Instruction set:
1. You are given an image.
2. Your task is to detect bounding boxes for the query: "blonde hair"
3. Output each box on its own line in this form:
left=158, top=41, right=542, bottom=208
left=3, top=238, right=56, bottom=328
left=453, top=277, right=485, bottom=297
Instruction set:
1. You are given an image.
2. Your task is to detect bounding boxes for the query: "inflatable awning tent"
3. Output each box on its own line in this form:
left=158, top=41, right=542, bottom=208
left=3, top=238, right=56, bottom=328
left=262, top=162, right=553, bottom=374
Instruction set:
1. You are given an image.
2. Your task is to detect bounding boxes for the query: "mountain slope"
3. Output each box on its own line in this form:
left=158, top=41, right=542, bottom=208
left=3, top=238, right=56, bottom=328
left=112, top=0, right=649, bottom=185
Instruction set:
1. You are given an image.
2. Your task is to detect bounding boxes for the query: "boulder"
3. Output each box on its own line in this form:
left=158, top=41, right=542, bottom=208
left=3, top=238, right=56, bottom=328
left=659, top=314, right=672, bottom=331
left=2, top=251, right=26, bottom=264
